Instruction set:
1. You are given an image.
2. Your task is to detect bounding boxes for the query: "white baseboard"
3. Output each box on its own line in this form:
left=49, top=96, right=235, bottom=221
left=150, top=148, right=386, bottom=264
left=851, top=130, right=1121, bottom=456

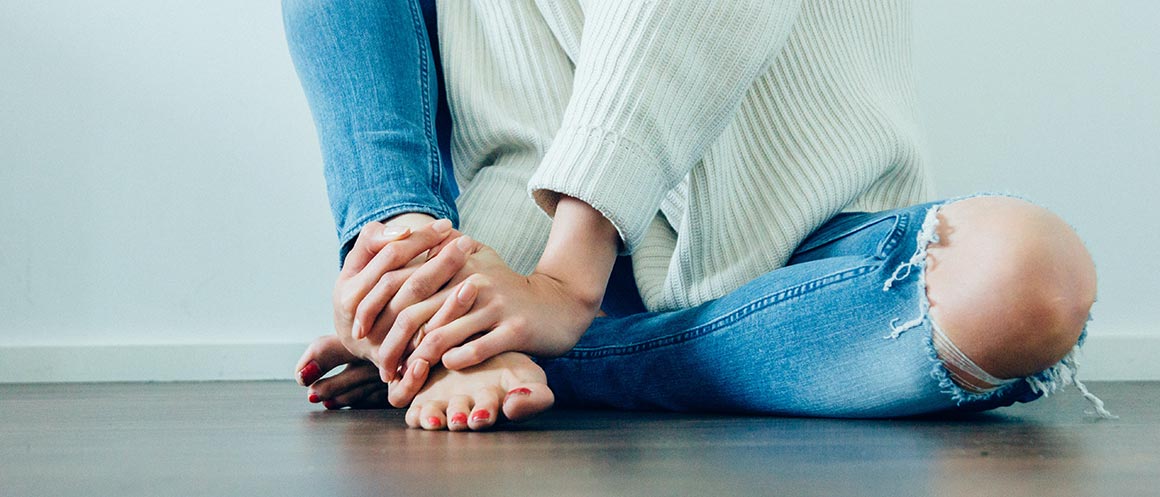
left=0, top=335, right=1157, bottom=383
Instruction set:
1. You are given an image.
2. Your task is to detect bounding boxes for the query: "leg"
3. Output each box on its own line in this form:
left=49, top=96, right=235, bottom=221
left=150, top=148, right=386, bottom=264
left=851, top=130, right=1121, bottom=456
left=539, top=195, right=1098, bottom=417
left=282, top=0, right=458, bottom=264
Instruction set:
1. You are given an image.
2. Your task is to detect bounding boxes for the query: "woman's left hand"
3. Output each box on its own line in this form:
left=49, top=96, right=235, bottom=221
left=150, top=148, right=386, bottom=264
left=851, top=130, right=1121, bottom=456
left=372, top=241, right=602, bottom=407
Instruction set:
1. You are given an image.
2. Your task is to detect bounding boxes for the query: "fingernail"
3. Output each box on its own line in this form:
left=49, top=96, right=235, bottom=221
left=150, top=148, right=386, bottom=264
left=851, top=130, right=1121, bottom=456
left=450, top=413, right=468, bottom=425
left=308, top=393, right=321, bottom=403
left=456, top=282, right=476, bottom=304
left=427, top=416, right=442, bottom=428
left=382, top=226, right=410, bottom=240
left=351, top=319, right=362, bottom=340
left=455, top=235, right=473, bottom=251
left=471, top=410, right=490, bottom=422
left=432, top=219, right=453, bottom=233
left=298, top=361, right=321, bottom=385
left=412, top=359, right=429, bottom=379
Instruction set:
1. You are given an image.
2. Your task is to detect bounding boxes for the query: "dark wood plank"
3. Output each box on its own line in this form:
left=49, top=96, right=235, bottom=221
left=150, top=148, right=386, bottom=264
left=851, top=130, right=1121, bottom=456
left=1, top=381, right=1157, bottom=497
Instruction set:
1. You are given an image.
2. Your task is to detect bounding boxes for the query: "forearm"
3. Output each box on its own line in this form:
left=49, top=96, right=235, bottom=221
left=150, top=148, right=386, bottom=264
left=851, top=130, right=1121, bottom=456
left=534, top=195, right=620, bottom=311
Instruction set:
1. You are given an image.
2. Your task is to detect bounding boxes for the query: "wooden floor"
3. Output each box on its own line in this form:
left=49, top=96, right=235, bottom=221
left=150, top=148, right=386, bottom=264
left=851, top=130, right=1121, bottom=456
left=1, top=381, right=1157, bottom=497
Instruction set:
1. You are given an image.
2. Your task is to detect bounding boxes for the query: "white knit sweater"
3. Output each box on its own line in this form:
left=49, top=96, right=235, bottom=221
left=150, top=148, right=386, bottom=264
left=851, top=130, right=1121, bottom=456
left=439, top=0, right=933, bottom=311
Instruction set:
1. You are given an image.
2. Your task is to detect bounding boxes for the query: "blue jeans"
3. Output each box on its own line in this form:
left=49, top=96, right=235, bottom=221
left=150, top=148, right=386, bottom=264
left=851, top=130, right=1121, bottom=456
left=282, top=0, right=1085, bottom=417
left=283, top=0, right=457, bottom=265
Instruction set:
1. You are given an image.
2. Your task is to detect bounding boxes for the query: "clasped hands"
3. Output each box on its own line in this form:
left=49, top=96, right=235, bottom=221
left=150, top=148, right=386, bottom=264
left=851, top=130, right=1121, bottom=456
left=302, top=215, right=600, bottom=408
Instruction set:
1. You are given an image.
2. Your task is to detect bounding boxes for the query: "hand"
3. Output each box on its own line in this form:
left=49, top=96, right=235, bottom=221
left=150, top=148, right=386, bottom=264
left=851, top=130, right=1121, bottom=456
left=332, top=216, right=468, bottom=363
left=375, top=241, right=602, bottom=405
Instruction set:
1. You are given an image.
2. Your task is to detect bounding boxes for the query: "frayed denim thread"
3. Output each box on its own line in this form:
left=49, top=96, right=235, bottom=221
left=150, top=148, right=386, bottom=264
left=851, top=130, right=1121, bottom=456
left=881, top=192, right=1117, bottom=419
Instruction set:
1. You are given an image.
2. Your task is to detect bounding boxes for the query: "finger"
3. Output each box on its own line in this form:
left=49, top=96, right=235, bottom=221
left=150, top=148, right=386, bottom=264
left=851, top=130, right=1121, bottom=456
left=354, top=219, right=453, bottom=288
left=341, top=222, right=412, bottom=277
left=425, top=228, right=462, bottom=261
left=425, top=278, right=478, bottom=332
left=387, top=358, right=429, bottom=408
left=410, top=308, right=497, bottom=372
left=375, top=297, right=446, bottom=381
left=350, top=265, right=419, bottom=340
left=308, top=361, right=381, bottom=402
left=442, top=326, right=517, bottom=371
left=419, top=401, right=448, bottom=430
left=385, top=235, right=473, bottom=326
left=295, top=335, right=358, bottom=386
left=331, top=381, right=388, bottom=408
left=339, top=219, right=453, bottom=327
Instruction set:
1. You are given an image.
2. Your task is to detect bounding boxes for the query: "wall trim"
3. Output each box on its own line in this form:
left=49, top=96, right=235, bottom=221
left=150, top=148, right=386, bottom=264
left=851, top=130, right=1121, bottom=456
left=0, top=334, right=1157, bottom=383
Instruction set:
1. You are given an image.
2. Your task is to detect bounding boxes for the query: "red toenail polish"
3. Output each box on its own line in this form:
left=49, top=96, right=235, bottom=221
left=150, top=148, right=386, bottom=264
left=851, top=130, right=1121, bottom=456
left=323, top=400, right=338, bottom=410
left=299, top=361, right=322, bottom=385
left=471, top=410, right=490, bottom=422
left=508, top=387, right=532, bottom=397
left=450, top=413, right=468, bottom=425
left=427, top=416, right=442, bottom=427
left=308, top=393, right=321, bottom=403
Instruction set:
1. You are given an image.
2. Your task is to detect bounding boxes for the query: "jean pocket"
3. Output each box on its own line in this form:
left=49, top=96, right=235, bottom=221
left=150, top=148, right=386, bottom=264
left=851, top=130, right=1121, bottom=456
left=792, top=211, right=908, bottom=262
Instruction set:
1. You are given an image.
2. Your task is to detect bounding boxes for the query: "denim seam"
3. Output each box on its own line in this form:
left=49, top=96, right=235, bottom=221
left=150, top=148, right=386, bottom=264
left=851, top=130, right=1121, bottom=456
left=406, top=0, right=446, bottom=212
left=564, top=264, right=879, bottom=360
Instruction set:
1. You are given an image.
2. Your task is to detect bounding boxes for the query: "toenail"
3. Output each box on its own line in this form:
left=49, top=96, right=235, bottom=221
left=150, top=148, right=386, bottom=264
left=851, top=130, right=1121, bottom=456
left=308, top=393, right=321, bottom=403
left=471, top=410, right=490, bottom=422
left=450, top=413, right=468, bottom=425
left=323, top=400, right=338, bottom=410
left=508, top=387, right=532, bottom=397
left=427, top=416, right=441, bottom=427
left=298, top=361, right=321, bottom=385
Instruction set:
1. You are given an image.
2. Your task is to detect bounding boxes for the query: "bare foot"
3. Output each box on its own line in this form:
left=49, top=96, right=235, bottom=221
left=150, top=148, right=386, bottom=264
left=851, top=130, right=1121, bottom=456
left=405, top=352, right=554, bottom=431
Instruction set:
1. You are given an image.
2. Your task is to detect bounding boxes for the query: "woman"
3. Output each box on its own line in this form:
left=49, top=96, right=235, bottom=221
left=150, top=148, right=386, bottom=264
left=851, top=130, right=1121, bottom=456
left=282, top=0, right=1111, bottom=431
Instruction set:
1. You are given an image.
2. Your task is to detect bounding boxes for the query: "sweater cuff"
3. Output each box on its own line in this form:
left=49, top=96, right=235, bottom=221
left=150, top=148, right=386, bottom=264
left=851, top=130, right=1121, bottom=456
left=527, top=126, right=670, bottom=255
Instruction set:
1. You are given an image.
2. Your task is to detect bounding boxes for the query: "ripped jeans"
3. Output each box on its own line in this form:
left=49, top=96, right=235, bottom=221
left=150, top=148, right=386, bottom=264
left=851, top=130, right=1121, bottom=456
left=541, top=193, right=1104, bottom=418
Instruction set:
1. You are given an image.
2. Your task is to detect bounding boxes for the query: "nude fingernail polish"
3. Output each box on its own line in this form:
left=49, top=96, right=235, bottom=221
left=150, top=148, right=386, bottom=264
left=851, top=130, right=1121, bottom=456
left=382, top=226, right=410, bottom=239
left=432, top=219, right=453, bottom=233
left=298, top=361, right=322, bottom=385
left=456, top=282, right=475, bottom=304
left=351, top=319, right=362, bottom=340
left=450, top=413, right=468, bottom=425
left=455, top=235, right=473, bottom=251
left=412, top=359, right=429, bottom=379
left=471, top=410, right=490, bottom=422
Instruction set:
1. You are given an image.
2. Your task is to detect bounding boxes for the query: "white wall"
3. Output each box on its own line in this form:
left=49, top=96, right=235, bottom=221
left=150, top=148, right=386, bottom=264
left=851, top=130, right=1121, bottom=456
left=1, top=1, right=1157, bottom=382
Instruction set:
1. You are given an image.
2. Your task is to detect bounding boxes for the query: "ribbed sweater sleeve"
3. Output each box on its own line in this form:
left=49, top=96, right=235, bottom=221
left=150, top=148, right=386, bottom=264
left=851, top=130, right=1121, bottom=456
left=527, top=0, right=803, bottom=254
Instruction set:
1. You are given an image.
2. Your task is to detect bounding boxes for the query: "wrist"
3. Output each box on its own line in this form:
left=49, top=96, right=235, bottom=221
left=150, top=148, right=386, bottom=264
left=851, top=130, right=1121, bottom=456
left=383, top=212, right=438, bottom=230
left=534, top=196, right=619, bottom=310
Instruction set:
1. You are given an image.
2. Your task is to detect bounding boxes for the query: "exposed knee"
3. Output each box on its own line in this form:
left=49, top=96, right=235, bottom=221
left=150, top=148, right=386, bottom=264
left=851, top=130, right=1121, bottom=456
left=924, top=196, right=1096, bottom=384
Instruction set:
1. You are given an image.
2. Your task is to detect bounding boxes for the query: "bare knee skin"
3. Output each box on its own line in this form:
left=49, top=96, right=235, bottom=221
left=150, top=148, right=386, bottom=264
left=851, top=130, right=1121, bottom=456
left=924, top=197, right=1097, bottom=387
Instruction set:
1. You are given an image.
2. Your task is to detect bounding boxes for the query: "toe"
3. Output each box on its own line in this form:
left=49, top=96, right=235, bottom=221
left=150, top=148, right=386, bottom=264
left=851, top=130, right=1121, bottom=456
left=467, top=388, right=500, bottom=431
left=500, top=383, right=554, bottom=422
left=419, top=401, right=448, bottom=431
left=405, top=402, right=424, bottom=428
left=296, top=335, right=358, bottom=386
left=446, top=395, right=472, bottom=432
